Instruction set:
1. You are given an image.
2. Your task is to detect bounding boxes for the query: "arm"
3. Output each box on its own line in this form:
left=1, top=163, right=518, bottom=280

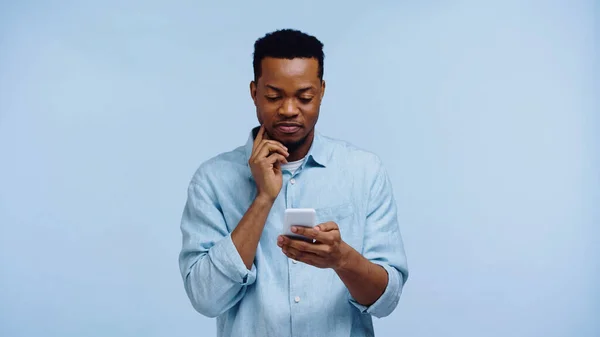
left=179, top=126, right=287, bottom=318
left=179, top=181, right=280, bottom=318
left=277, top=158, right=408, bottom=317
left=276, top=158, right=408, bottom=317
left=346, top=158, right=409, bottom=318
left=231, top=195, right=275, bottom=269
left=179, top=180, right=260, bottom=318
left=334, top=243, right=389, bottom=307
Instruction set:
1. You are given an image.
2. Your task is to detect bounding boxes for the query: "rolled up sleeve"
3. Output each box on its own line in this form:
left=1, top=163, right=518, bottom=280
left=207, top=233, right=257, bottom=286
left=179, top=177, right=256, bottom=318
left=349, top=157, right=409, bottom=318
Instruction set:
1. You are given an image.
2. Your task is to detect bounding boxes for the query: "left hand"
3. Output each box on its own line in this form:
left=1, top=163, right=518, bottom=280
left=277, top=221, right=351, bottom=270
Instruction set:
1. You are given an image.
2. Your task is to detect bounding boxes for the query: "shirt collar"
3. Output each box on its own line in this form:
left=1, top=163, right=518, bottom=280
left=244, top=126, right=329, bottom=177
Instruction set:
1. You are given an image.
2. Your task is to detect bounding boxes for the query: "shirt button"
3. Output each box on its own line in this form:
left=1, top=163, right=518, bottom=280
left=290, top=178, right=296, bottom=185
left=294, top=296, right=301, bottom=303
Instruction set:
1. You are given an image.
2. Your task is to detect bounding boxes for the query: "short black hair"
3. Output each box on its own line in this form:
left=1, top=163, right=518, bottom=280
left=253, top=29, right=324, bottom=82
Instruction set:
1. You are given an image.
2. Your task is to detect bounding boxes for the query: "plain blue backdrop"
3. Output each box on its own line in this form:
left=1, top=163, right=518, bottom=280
left=0, top=1, right=598, bottom=336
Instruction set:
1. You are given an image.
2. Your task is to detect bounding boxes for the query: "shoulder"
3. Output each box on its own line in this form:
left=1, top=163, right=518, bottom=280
left=188, top=145, right=248, bottom=187
left=320, top=134, right=394, bottom=197
left=320, top=134, right=385, bottom=174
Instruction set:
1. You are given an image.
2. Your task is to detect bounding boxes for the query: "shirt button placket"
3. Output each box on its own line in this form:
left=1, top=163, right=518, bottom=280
left=286, top=174, right=298, bottom=328
left=288, top=177, right=298, bottom=264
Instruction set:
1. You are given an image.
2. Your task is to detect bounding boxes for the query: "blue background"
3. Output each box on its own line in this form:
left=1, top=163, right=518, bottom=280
left=1, top=1, right=598, bottom=336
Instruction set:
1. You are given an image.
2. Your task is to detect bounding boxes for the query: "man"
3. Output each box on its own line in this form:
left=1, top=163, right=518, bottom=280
left=179, top=29, right=408, bottom=337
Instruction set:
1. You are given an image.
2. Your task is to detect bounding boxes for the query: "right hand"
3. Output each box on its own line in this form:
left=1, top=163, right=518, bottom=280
left=249, top=125, right=289, bottom=202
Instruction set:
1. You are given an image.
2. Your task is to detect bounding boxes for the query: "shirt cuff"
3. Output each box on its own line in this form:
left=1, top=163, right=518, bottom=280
left=348, top=262, right=402, bottom=318
left=207, top=234, right=257, bottom=286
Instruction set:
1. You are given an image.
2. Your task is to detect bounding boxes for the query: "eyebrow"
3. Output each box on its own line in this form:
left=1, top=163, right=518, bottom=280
left=265, top=84, right=315, bottom=94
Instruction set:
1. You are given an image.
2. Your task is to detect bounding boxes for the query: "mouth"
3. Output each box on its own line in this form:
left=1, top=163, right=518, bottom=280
left=275, top=123, right=302, bottom=134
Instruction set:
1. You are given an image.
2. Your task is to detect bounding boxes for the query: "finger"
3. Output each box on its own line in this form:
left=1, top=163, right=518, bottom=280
left=282, top=236, right=332, bottom=257
left=291, top=225, right=336, bottom=245
left=252, top=143, right=288, bottom=164
left=254, top=141, right=289, bottom=160
left=266, top=153, right=288, bottom=166
left=282, top=244, right=319, bottom=261
left=315, top=221, right=339, bottom=233
left=252, top=125, right=265, bottom=152
left=291, top=252, right=322, bottom=267
left=251, top=140, right=272, bottom=162
left=282, top=244, right=302, bottom=259
left=282, top=246, right=324, bottom=267
left=313, top=222, right=340, bottom=244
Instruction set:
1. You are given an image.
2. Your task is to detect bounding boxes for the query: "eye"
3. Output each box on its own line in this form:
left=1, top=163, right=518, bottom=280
left=299, top=96, right=313, bottom=104
left=265, top=96, right=281, bottom=102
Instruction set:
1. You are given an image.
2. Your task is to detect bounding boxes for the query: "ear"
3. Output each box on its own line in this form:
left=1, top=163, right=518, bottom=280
left=320, top=80, right=326, bottom=100
left=250, top=81, right=257, bottom=105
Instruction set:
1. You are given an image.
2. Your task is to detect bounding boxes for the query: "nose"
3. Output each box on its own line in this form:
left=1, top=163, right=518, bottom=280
left=278, top=98, right=299, bottom=117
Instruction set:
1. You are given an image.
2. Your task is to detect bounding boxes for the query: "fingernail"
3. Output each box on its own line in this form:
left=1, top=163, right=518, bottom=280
left=278, top=236, right=283, bottom=243
left=291, top=226, right=297, bottom=233
left=314, top=226, right=320, bottom=231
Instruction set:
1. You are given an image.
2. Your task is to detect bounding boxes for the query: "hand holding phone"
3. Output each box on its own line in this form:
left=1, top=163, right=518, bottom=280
left=283, top=208, right=316, bottom=241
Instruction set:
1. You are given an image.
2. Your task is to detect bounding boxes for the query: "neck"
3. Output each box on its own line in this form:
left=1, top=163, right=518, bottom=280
left=286, top=130, right=314, bottom=162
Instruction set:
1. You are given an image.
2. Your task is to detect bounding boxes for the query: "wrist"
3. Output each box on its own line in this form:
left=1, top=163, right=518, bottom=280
left=334, top=242, right=358, bottom=272
left=254, top=193, right=276, bottom=207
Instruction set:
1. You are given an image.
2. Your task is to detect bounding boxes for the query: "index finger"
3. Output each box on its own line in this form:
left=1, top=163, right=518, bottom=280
left=315, top=222, right=339, bottom=232
left=291, top=225, right=335, bottom=244
left=252, top=125, right=265, bottom=151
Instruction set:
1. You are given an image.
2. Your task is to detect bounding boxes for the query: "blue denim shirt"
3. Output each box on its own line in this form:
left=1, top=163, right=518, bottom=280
left=179, top=128, right=408, bottom=337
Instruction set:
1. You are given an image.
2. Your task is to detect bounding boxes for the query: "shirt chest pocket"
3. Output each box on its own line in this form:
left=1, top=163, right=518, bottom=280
left=314, top=203, right=363, bottom=252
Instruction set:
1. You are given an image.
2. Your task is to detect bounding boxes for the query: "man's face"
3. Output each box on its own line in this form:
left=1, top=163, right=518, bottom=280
left=250, top=57, right=325, bottom=149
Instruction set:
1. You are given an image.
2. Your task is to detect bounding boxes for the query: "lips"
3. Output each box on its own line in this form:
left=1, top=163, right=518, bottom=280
left=275, top=124, right=302, bottom=134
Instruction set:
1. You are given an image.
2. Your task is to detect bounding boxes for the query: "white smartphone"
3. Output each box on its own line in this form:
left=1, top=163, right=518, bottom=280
left=283, top=208, right=316, bottom=240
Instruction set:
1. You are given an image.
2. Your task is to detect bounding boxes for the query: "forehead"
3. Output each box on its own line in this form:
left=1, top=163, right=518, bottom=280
left=259, top=57, right=320, bottom=87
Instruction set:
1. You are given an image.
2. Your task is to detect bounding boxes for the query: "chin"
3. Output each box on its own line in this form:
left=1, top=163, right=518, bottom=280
left=280, top=134, right=307, bottom=149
